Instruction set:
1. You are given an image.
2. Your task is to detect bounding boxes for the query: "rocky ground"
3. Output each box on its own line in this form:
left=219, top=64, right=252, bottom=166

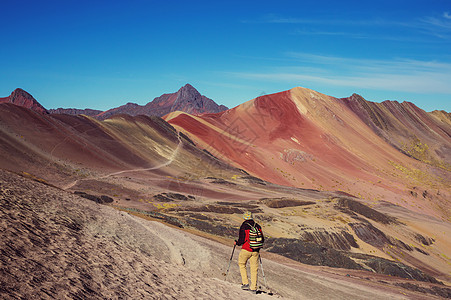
left=1, top=169, right=450, bottom=299
left=0, top=170, right=273, bottom=299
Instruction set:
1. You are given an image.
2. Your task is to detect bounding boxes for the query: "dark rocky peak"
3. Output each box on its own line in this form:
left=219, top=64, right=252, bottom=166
left=9, top=88, right=36, bottom=105
left=1, top=88, right=48, bottom=114
left=10, top=88, right=32, bottom=98
left=179, top=83, right=198, bottom=92
left=140, top=84, right=228, bottom=116
left=177, top=83, right=201, bottom=98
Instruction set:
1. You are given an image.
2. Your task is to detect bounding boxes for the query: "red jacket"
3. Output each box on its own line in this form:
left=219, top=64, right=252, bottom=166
left=236, top=220, right=264, bottom=252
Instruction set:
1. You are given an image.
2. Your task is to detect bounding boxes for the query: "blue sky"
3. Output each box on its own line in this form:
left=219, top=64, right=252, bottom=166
left=1, top=0, right=450, bottom=111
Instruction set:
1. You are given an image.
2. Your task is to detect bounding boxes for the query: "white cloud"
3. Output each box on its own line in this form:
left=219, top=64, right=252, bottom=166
left=413, top=13, right=451, bottom=38
left=252, top=13, right=451, bottom=40
left=293, top=29, right=368, bottom=39
left=228, top=53, right=451, bottom=94
left=259, top=14, right=404, bottom=27
left=421, top=16, right=451, bottom=30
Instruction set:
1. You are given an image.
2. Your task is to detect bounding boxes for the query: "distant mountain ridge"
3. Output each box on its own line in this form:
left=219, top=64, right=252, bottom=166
left=46, top=84, right=228, bottom=119
left=95, top=84, right=228, bottom=120
left=1, top=84, right=228, bottom=119
left=48, top=108, right=102, bottom=116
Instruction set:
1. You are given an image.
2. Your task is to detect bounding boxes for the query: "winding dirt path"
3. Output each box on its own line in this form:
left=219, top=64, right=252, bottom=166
left=62, top=132, right=182, bottom=191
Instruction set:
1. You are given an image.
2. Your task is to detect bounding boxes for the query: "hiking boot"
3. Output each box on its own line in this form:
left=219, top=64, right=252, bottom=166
left=249, top=289, right=257, bottom=294
left=241, top=284, right=249, bottom=290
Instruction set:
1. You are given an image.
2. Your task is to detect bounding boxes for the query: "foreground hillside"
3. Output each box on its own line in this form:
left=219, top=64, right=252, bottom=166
left=2, top=170, right=450, bottom=299
left=0, top=170, right=269, bottom=299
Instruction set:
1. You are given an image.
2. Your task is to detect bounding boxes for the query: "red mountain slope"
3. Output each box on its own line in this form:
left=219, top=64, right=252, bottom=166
left=166, top=87, right=451, bottom=219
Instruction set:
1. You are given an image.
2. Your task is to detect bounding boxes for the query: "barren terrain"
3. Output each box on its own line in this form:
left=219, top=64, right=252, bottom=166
left=1, top=86, right=450, bottom=299
left=2, top=170, right=450, bottom=299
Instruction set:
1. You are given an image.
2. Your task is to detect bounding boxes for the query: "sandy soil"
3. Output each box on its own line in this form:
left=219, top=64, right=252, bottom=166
left=0, top=169, right=273, bottom=299
left=1, top=170, right=448, bottom=299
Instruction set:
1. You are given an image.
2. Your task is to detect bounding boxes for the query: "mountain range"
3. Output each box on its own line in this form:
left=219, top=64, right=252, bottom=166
left=0, top=84, right=450, bottom=298
left=47, top=83, right=228, bottom=119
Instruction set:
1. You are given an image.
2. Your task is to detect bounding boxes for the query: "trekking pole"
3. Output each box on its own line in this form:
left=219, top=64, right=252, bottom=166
left=223, top=244, right=236, bottom=281
left=259, top=254, right=268, bottom=289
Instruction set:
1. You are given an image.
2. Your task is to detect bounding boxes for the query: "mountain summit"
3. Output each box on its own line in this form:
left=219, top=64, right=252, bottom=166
left=95, top=84, right=228, bottom=120
left=0, top=88, right=48, bottom=114
left=161, top=83, right=228, bottom=115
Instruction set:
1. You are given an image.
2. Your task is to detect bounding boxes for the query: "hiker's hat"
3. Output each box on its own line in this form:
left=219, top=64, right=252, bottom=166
left=243, top=211, right=253, bottom=220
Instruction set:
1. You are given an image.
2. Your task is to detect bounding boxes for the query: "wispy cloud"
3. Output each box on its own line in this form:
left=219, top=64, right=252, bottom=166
left=286, top=52, right=451, bottom=73
left=253, top=13, right=422, bottom=28
left=293, top=29, right=368, bottom=39
left=227, top=53, right=451, bottom=94
left=418, top=13, right=451, bottom=39
left=258, top=14, right=399, bottom=27
left=420, top=15, right=451, bottom=29
left=293, top=29, right=433, bottom=43
left=249, top=13, right=451, bottom=40
left=262, top=16, right=315, bottom=24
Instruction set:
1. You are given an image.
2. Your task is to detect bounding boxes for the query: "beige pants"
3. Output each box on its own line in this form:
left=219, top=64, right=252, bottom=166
left=238, top=249, right=259, bottom=290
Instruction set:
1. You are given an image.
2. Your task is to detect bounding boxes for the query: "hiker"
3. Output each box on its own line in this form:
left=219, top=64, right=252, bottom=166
left=234, top=211, right=264, bottom=294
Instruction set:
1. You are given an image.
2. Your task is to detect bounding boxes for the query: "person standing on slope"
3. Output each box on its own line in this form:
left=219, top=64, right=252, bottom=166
left=235, top=211, right=264, bottom=294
